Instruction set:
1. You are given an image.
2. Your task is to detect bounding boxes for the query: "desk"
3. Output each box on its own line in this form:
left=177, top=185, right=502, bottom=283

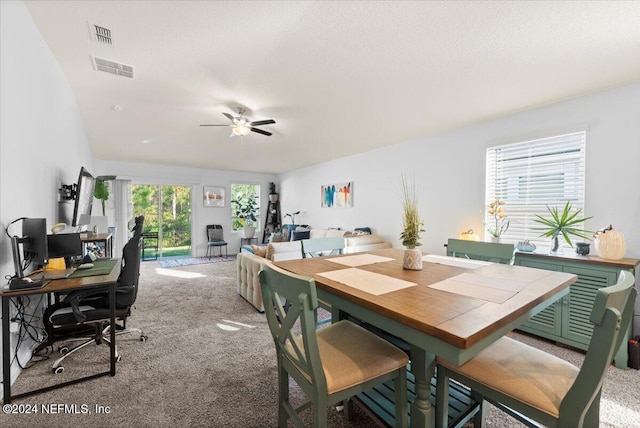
left=275, top=249, right=576, bottom=428
left=81, top=232, right=113, bottom=258
left=1, top=259, right=121, bottom=404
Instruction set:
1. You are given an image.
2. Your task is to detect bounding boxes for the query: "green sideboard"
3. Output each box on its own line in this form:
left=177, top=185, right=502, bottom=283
left=514, top=251, right=639, bottom=369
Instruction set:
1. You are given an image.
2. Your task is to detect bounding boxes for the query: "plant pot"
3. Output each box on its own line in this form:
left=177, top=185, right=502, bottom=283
left=490, top=236, right=501, bottom=243
left=269, top=193, right=279, bottom=203
left=243, top=226, right=255, bottom=238
left=575, top=242, right=590, bottom=256
left=549, top=236, right=562, bottom=255
left=403, top=248, right=423, bottom=270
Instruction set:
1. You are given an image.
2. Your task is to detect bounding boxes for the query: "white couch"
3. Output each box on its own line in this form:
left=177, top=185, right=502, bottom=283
left=236, top=230, right=391, bottom=311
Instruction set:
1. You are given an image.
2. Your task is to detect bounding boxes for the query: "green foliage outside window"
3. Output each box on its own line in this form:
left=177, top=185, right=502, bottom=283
left=231, top=184, right=260, bottom=231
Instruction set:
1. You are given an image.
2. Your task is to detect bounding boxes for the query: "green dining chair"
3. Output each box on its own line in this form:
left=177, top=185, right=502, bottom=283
left=260, top=264, right=409, bottom=427
left=301, top=236, right=345, bottom=258
left=435, top=271, right=636, bottom=428
left=446, top=238, right=515, bottom=264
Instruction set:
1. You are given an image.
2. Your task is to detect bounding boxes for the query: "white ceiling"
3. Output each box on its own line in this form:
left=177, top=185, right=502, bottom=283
left=24, top=1, right=640, bottom=174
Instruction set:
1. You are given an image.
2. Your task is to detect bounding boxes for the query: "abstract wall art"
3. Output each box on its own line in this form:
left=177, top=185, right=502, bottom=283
left=321, top=182, right=353, bottom=208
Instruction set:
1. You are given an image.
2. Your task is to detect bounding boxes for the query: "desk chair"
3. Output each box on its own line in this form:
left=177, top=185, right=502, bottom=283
left=436, top=271, right=636, bottom=428
left=44, top=216, right=147, bottom=374
left=206, top=224, right=228, bottom=258
left=260, top=264, right=409, bottom=427
left=301, top=237, right=345, bottom=258
left=446, top=239, right=515, bottom=264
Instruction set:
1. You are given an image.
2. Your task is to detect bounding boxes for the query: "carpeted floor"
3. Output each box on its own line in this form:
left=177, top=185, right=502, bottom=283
left=1, top=260, right=638, bottom=427
left=157, top=256, right=236, bottom=268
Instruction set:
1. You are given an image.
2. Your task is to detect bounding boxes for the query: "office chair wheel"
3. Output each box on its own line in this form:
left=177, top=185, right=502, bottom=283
left=116, top=355, right=123, bottom=363
left=140, top=335, right=148, bottom=342
left=53, top=366, right=64, bottom=374
left=58, top=346, right=69, bottom=355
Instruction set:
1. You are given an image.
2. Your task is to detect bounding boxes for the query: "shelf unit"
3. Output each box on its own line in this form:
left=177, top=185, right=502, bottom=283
left=514, top=251, right=638, bottom=369
left=262, top=199, right=281, bottom=244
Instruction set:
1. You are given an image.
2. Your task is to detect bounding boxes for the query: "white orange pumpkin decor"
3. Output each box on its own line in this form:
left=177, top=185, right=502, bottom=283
left=593, top=225, right=626, bottom=260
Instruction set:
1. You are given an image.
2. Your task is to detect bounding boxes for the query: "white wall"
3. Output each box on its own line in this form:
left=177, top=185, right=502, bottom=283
left=0, top=1, right=95, bottom=390
left=279, top=83, right=640, bottom=259
left=94, top=160, right=276, bottom=255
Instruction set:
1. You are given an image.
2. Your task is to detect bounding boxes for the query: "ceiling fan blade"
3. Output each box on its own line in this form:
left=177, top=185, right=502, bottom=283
left=222, top=112, right=235, bottom=122
left=249, top=119, right=276, bottom=126
left=251, top=127, right=272, bottom=136
left=200, top=124, right=230, bottom=127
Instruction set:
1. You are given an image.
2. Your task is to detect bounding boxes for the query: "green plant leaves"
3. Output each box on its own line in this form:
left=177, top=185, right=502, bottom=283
left=532, top=201, right=593, bottom=246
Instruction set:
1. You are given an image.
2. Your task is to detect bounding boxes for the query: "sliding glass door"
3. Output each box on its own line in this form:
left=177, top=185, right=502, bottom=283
left=131, top=184, right=192, bottom=258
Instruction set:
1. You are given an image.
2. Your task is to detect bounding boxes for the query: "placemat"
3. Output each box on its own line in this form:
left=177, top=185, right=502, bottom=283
left=317, top=268, right=416, bottom=296
left=68, top=259, right=118, bottom=278
left=428, top=272, right=527, bottom=304
left=326, top=254, right=395, bottom=267
left=422, top=254, right=492, bottom=269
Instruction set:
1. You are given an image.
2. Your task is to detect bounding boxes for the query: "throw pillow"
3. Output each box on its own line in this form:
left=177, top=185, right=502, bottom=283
left=265, top=244, right=275, bottom=261
left=251, top=245, right=267, bottom=258
left=291, top=230, right=310, bottom=241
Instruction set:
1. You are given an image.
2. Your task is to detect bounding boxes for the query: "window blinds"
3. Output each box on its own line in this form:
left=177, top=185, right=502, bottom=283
left=485, top=131, right=587, bottom=249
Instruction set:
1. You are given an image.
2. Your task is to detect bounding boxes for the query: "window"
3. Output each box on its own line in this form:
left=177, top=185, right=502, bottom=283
left=230, top=184, right=261, bottom=231
left=485, top=131, right=586, bottom=248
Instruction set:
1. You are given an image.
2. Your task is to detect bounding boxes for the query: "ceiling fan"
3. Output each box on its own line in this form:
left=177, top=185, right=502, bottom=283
left=200, top=107, right=275, bottom=137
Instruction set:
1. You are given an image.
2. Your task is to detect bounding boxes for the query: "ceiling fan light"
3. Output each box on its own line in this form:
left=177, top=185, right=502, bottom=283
left=233, top=125, right=251, bottom=136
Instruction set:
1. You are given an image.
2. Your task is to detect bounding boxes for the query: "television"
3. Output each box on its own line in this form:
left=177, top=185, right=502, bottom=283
left=72, top=167, right=96, bottom=227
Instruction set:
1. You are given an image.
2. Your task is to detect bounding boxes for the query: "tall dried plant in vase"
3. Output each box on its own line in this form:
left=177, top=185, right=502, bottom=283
left=400, top=175, right=425, bottom=270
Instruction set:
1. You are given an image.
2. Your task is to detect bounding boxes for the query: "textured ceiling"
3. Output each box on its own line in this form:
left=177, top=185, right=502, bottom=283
left=24, top=1, right=640, bottom=174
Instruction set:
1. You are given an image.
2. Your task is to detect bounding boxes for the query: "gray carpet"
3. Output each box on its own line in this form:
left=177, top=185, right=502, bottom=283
left=1, top=260, right=638, bottom=427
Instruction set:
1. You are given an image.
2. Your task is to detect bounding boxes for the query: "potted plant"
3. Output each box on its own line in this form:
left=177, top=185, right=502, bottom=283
left=533, top=202, right=592, bottom=254
left=400, top=175, right=425, bottom=270
left=93, top=175, right=116, bottom=216
left=268, top=182, right=279, bottom=203
left=485, top=198, right=509, bottom=242
left=231, top=195, right=259, bottom=238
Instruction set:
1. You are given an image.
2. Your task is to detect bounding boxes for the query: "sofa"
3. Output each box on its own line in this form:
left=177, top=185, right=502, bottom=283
left=236, top=229, right=391, bottom=312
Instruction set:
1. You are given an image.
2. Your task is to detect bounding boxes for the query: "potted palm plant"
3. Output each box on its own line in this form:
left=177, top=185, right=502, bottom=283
left=400, top=175, right=425, bottom=270
left=533, top=202, right=592, bottom=254
left=231, top=195, right=259, bottom=238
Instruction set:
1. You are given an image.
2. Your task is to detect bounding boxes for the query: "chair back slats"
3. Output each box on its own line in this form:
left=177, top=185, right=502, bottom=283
left=260, top=265, right=327, bottom=391
left=301, top=237, right=345, bottom=258
left=446, top=238, right=514, bottom=264
left=560, top=271, right=636, bottom=425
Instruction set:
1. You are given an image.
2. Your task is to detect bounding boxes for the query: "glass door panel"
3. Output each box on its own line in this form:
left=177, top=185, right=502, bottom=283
left=132, top=184, right=192, bottom=258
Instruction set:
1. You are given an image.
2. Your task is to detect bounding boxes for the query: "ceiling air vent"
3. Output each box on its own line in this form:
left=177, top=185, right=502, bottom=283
left=88, top=21, right=113, bottom=45
left=91, top=56, right=134, bottom=79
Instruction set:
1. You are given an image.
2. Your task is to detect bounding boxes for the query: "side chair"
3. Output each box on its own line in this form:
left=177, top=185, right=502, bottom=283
left=206, top=224, right=228, bottom=258
left=301, top=237, right=345, bottom=258
left=260, top=264, right=409, bottom=427
left=435, top=271, right=636, bottom=428
left=446, top=238, right=515, bottom=264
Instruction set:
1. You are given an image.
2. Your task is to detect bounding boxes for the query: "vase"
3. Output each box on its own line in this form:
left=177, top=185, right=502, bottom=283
left=403, top=248, right=423, bottom=270
left=490, top=236, right=501, bottom=243
left=243, top=226, right=255, bottom=238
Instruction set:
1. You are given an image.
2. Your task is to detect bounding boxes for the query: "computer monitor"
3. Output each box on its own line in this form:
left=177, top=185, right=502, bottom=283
left=47, top=233, right=83, bottom=259
left=72, top=167, right=96, bottom=227
left=22, top=218, right=49, bottom=267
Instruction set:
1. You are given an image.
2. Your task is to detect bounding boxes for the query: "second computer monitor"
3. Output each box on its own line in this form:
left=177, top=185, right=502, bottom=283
left=47, top=233, right=83, bottom=259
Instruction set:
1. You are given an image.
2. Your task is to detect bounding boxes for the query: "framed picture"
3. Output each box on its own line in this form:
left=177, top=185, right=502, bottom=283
left=321, top=181, right=353, bottom=208
left=203, top=186, right=225, bottom=207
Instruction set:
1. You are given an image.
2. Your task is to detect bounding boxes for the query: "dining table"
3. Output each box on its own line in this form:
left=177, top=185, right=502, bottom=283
left=274, top=248, right=577, bottom=428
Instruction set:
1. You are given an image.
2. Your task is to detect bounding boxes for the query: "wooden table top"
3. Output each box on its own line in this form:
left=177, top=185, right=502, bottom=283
left=1, top=259, right=121, bottom=297
left=275, top=249, right=576, bottom=349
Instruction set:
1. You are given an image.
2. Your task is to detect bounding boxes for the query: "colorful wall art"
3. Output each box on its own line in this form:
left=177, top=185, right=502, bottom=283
left=203, top=186, right=225, bottom=207
left=321, top=182, right=353, bottom=208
